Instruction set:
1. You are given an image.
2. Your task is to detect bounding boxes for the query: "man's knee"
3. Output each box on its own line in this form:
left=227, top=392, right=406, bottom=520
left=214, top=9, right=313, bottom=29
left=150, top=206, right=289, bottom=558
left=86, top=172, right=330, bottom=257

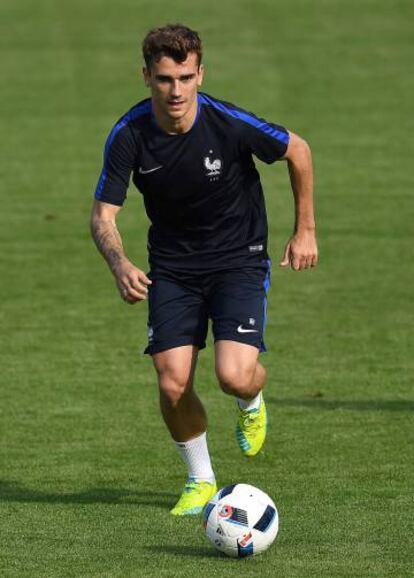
left=217, top=361, right=266, bottom=397
left=216, top=364, right=257, bottom=397
left=159, top=374, right=192, bottom=407
left=154, top=352, right=196, bottom=407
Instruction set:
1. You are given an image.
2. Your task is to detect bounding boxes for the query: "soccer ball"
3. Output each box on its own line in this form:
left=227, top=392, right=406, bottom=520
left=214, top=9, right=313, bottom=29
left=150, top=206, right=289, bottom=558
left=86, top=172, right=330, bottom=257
left=203, top=483, right=279, bottom=558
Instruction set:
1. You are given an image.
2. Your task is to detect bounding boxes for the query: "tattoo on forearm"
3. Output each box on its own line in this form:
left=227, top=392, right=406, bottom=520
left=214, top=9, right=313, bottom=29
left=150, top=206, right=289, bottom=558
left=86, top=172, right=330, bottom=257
left=91, top=219, right=125, bottom=271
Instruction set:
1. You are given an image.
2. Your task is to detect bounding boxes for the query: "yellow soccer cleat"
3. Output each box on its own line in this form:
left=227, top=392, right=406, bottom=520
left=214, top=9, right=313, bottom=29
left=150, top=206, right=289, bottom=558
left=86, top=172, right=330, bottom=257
left=236, top=394, right=267, bottom=457
left=170, top=479, right=217, bottom=516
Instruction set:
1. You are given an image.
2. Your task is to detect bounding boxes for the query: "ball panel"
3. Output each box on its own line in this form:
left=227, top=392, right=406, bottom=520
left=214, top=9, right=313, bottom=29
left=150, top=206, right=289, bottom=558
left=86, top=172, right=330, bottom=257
left=203, top=501, right=216, bottom=527
left=237, top=540, right=254, bottom=557
left=251, top=512, right=279, bottom=553
left=218, top=483, right=237, bottom=499
left=253, top=504, right=277, bottom=532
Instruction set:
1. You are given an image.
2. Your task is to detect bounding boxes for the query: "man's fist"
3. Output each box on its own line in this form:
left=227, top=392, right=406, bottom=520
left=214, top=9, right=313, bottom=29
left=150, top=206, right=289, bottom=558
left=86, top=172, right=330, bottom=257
left=113, top=260, right=152, bottom=303
left=280, top=229, right=318, bottom=271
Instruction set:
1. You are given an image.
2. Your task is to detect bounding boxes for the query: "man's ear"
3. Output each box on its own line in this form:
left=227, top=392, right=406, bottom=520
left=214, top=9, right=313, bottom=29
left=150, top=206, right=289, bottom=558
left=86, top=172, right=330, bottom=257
left=197, top=64, right=204, bottom=87
left=143, top=66, right=151, bottom=87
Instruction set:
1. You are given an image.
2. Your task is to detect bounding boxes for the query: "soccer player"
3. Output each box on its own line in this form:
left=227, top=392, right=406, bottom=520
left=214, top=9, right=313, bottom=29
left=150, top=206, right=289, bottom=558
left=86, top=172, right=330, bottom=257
left=91, top=24, right=318, bottom=515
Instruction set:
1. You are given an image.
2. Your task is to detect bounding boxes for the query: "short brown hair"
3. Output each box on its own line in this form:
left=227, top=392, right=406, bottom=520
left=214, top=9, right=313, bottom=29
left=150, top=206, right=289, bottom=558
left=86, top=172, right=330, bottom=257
left=142, top=24, right=202, bottom=70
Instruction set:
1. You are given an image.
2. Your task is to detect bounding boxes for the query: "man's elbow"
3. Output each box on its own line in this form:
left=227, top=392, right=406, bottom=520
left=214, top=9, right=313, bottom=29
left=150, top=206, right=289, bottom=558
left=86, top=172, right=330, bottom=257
left=285, top=131, right=310, bottom=160
left=90, top=203, right=100, bottom=234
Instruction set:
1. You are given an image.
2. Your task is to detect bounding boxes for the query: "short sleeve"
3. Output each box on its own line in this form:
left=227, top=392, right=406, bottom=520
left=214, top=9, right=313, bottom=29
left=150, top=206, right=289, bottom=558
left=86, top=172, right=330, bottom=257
left=94, top=123, right=137, bottom=206
left=236, top=110, right=289, bottom=164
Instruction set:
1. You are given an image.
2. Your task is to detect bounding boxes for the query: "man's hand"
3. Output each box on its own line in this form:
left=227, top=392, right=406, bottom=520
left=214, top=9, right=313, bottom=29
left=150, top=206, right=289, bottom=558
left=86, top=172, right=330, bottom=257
left=280, top=229, right=318, bottom=271
left=113, top=260, right=152, bottom=304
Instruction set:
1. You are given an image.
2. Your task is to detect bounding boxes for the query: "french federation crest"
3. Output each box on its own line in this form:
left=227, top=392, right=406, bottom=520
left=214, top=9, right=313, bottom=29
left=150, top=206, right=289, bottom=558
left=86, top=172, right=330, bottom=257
left=204, top=150, right=222, bottom=179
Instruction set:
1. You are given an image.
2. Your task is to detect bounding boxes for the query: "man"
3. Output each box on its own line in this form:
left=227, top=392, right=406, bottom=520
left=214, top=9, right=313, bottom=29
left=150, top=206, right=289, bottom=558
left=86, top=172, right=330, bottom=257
left=91, top=24, right=318, bottom=516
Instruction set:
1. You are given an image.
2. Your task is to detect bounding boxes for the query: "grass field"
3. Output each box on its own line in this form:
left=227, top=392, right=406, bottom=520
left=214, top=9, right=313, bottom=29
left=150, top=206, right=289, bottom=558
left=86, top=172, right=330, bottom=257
left=1, top=0, right=413, bottom=576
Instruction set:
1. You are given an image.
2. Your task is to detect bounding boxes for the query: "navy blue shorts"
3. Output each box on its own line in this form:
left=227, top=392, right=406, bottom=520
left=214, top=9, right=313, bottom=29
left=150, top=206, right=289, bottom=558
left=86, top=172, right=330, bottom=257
left=144, top=261, right=271, bottom=355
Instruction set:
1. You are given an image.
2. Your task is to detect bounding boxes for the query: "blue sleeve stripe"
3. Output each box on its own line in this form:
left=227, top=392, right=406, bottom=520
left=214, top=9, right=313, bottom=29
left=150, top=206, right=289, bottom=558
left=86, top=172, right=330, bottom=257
left=198, top=93, right=289, bottom=145
left=95, top=168, right=108, bottom=199
left=95, top=100, right=151, bottom=200
left=103, top=100, right=151, bottom=162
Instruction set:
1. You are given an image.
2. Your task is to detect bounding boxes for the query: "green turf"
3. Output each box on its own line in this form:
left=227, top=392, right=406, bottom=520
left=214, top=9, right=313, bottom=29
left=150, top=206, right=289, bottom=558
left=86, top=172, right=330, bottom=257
left=1, top=0, right=413, bottom=576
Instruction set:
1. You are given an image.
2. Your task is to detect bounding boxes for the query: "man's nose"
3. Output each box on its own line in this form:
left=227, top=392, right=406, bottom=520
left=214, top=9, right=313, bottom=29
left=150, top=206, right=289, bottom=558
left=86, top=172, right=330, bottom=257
left=171, top=80, right=181, bottom=97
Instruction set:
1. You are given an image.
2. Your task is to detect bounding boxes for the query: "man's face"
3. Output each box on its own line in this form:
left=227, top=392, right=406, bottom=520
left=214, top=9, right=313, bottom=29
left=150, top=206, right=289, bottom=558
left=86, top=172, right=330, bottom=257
left=143, top=52, right=204, bottom=123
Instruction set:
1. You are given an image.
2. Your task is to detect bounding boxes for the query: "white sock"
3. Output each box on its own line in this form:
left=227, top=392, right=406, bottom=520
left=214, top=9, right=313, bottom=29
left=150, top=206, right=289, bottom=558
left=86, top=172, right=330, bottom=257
left=175, top=432, right=215, bottom=483
left=237, top=391, right=262, bottom=411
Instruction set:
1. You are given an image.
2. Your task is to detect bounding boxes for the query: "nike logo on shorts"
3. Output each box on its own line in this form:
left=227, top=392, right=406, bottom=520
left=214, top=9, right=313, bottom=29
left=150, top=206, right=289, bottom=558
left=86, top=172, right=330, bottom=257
left=237, top=325, right=258, bottom=334
left=139, top=165, right=163, bottom=174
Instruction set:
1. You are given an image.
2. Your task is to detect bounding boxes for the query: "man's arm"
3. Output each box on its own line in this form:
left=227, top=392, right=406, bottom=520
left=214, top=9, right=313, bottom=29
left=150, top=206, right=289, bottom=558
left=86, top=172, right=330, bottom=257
left=90, top=199, right=151, bottom=303
left=279, top=131, right=318, bottom=271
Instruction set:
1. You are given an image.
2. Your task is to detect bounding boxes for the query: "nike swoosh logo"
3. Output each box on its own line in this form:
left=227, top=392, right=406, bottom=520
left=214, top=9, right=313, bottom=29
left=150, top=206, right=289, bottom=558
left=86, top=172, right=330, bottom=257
left=237, top=325, right=258, bottom=334
left=139, top=165, right=163, bottom=174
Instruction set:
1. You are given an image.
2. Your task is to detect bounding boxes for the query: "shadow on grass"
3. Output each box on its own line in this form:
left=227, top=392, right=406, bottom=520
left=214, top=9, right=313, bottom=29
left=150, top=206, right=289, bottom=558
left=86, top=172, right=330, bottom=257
left=0, top=481, right=175, bottom=508
left=146, top=544, right=225, bottom=559
left=267, top=398, right=414, bottom=411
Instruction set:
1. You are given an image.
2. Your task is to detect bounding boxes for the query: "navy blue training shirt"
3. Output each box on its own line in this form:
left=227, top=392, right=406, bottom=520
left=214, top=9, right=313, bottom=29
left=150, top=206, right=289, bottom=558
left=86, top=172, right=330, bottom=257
left=94, top=92, right=289, bottom=273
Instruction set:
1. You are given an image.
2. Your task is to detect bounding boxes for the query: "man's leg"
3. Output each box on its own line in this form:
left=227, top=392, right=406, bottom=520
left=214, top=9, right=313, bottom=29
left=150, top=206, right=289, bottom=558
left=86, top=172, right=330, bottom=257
left=215, top=340, right=267, bottom=456
left=215, top=340, right=266, bottom=399
left=152, top=345, right=216, bottom=514
left=153, top=345, right=206, bottom=441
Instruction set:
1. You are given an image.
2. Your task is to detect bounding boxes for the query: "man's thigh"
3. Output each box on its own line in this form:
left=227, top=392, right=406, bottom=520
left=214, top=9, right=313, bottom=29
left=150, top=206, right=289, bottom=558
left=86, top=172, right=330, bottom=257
left=144, top=272, right=208, bottom=355
left=152, top=345, right=199, bottom=388
left=214, top=340, right=260, bottom=384
left=208, top=263, right=271, bottom=352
